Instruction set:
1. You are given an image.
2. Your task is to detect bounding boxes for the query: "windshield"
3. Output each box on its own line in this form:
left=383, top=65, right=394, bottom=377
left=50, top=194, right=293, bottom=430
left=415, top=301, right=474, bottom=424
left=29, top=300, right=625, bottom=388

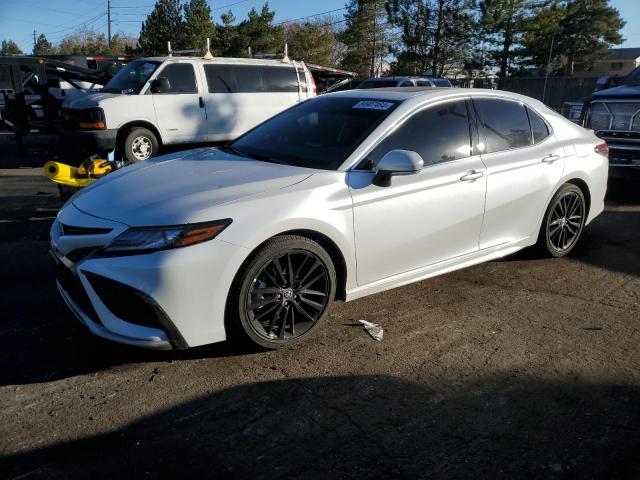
left=358, top=80, right=400, bottom=89
left=229, top=96, right=400, bottom=170
left=623, top=67, right=640, bottom=86
left=102, top=60, right=160, bottom=94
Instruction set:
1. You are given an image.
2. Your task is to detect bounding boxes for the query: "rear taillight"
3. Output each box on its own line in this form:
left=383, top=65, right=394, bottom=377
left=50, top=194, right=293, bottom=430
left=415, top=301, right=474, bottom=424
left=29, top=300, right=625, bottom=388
left=594, top=142, right=609, bottom=157
left=309, top=74, right=317, bottom=96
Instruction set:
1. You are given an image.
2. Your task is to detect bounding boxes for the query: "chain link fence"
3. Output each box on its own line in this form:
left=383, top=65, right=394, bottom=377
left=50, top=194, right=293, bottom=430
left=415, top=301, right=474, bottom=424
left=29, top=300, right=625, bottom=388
left=453, top=77, right=598, bottom=110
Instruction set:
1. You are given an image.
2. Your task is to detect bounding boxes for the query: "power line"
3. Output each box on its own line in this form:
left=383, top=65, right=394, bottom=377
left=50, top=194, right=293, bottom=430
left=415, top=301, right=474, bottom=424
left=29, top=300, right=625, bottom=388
left=276, top=7, right=347, bottom=26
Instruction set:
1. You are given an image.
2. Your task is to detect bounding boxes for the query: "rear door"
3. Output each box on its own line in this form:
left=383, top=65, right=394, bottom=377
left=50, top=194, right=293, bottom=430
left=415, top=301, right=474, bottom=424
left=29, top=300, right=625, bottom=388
left=473, top=98, right=565, bottom=248
left=151, top=61, right=207, bottom=144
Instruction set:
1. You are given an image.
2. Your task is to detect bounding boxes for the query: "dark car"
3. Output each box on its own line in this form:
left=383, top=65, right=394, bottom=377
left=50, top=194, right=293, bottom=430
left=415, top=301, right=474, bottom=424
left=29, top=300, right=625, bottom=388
left=582, top=67, right=640, bottom=173
left=356, top=76, right=452, bottom=89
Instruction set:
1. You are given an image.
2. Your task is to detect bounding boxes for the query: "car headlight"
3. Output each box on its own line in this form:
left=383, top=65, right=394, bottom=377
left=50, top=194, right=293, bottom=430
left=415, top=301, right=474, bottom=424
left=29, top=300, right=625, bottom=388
left=103, top=219, right=231, bottom=254
left=78, top=108, right=106, bottom=129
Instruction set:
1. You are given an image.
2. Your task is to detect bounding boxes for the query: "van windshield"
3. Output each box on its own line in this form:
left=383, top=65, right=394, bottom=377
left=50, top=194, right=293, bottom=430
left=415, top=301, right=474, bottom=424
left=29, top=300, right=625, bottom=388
left=102, top=60, right=160, bottom=94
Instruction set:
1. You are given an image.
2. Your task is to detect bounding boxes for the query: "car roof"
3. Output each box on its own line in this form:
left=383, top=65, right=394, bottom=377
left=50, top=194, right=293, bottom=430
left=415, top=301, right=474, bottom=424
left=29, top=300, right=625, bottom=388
left=139, top=56, right=296, bottom=67
left=326, top=87, right=555, bottom=112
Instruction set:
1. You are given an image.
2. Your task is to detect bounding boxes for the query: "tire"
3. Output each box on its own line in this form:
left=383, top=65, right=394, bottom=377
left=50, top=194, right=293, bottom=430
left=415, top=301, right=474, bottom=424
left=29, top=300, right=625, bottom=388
left=123, top=127, right=159, bottom=162
left=537, top=183, right=587, bottom=257
left=227, top=235, right=337, bottom=349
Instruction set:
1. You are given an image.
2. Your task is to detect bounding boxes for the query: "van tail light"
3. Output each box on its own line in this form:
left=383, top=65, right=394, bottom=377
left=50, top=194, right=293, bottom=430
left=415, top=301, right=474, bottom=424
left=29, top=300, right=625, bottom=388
left=594, top=142, right=609, bottom=157
left=309, top=74, right=317, bottom=96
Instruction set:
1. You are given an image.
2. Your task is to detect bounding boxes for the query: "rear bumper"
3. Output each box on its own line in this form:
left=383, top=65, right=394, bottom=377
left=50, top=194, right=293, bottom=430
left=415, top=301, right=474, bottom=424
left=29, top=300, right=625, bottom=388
left=60, top=128, right=117, bottom=152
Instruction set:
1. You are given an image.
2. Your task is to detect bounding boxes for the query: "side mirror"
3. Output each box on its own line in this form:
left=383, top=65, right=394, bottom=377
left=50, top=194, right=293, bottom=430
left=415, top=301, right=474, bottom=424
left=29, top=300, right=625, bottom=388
left=150, top=77, right=170, bottom=94
left=372, top=149, right=424, bottom=187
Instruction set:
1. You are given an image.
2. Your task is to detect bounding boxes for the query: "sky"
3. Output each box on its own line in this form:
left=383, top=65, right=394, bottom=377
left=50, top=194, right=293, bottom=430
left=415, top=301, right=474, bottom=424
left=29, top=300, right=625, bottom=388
left=1, top=0, right=639, bottom=55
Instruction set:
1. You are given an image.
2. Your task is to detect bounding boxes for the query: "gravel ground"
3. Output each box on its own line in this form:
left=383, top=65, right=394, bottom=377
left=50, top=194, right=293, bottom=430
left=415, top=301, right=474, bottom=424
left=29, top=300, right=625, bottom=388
left=0, top=168, right=639, bottom=479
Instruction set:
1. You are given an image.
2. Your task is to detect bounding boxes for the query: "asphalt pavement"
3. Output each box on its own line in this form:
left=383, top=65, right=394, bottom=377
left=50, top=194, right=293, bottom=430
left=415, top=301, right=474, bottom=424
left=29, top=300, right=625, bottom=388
left=0, top=167, right=639, bottom=479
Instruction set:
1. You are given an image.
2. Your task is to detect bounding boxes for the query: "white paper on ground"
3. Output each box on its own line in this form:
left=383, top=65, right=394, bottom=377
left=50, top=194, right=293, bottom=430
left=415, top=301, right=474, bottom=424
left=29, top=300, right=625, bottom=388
left=359, top=320, right=384, bottom=341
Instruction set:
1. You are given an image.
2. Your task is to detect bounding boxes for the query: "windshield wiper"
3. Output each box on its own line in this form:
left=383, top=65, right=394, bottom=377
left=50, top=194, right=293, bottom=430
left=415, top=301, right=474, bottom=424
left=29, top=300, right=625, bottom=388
left=219, top=145, right=289, bottom=165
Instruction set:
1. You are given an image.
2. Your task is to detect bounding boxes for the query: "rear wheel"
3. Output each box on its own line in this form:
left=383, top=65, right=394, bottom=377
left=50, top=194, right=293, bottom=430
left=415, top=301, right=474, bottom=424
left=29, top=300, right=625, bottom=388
left=228, top=236, right=336, bottom=349
left=123, top=127, right=159, bottom=162
left=537, top=183, right=586, bottom=257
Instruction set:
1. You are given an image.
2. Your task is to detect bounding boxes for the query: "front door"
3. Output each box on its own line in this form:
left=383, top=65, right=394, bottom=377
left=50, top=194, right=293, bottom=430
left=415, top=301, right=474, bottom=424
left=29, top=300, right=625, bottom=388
left=348, top=99, right=487, bottom=286
left=151, top=62, right=207, bottom=144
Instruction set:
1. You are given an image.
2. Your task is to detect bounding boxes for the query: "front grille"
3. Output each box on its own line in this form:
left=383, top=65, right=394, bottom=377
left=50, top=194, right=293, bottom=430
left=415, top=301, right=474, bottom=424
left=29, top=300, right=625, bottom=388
left=61, top=223, right=112, bottom=236
left=586, top=101, right=640, bottom=132
left=55, top=262, right=102, bottom=325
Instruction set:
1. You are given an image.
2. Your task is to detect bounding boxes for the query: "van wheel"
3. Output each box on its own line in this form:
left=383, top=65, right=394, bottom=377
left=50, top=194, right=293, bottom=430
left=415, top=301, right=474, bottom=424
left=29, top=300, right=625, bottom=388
left=124, top=127, right=159, bottom=162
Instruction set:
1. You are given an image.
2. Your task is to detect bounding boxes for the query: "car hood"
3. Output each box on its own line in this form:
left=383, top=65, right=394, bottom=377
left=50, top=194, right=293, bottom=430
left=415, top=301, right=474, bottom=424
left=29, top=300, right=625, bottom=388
left=71, top=148, right=314, bottom=226
left=63, top=92, right=124, bottom=109
left=590, top=84, right=640, bottom=101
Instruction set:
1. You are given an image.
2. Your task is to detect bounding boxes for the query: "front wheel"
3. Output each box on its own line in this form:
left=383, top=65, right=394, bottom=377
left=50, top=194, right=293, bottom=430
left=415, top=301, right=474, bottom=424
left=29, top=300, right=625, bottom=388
left=537, top=183, right=586, bottom=257
left=123, top=127, right=159, bottom=162
left=228, top=235, right=336, bottom=349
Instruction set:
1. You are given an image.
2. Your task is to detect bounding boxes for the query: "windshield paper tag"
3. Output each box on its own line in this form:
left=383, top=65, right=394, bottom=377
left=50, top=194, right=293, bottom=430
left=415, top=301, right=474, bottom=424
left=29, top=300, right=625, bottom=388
left=352, top=101, right=394, bottom=111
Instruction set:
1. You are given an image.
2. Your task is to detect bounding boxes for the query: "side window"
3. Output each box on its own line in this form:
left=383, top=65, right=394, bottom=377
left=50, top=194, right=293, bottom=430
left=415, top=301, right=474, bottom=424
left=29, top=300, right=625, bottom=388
left=473, top=98, right=532, bottom=153
left=526, top=106, right=550, bottom=143
left=416, top=80, right=430, bottom=87
left=157, top=63, right=197, bottom=93
left=400, top=81, right=413, bottom=87
left=203, top=64, right=236, bottom=93
left=367, top=99, right=471, bottom=166
left=234, top=65, right=264, bottom=93
left=262, top=66, right=298, bottom=92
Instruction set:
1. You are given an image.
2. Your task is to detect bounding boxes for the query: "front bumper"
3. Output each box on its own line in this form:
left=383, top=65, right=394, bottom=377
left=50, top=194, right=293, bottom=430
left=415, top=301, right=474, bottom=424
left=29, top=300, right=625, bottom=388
left=51, top=204, right=250, bottom=349
left=60, top=128, right=118, bottom=152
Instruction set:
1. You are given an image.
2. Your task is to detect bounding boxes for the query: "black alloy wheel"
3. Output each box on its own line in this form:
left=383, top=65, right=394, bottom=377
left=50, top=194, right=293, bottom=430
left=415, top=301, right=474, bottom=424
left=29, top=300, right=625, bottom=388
left=539, top=183, right=586, bottom=257
left=229, top=236, right=336, bottom=349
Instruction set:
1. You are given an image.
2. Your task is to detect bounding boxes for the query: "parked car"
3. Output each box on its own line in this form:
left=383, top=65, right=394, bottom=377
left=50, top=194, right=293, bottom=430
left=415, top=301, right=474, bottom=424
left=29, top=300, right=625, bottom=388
left=356, top=76, right=452, bottom=89
left=582, top=66, right=640, bottom=172
left=60, top=57, right=316, bottom=162
left=50, top=88, right=607, bottom=350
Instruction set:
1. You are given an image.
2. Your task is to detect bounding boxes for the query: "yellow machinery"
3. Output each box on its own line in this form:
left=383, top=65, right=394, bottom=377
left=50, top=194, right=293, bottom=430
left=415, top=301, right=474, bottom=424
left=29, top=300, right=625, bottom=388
left=44, top=158, right=113, bottom=188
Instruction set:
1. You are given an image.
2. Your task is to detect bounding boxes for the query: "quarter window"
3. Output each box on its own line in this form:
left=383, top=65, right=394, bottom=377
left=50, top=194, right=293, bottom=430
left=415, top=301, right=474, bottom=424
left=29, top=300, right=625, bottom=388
left=367, top=99, right=472, bottom=166
left=234, top=65, right=264, bottom=92
left=157, top=63, right=197, bottom=94
left=526, top=106, right=550, bottom=143
left=473, top=98, right=532, bottom=153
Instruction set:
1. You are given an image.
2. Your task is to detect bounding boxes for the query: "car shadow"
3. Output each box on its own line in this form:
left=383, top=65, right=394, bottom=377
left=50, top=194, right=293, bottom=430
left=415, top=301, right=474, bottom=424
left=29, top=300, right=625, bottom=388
left=3, top=374, right=640, bottom=479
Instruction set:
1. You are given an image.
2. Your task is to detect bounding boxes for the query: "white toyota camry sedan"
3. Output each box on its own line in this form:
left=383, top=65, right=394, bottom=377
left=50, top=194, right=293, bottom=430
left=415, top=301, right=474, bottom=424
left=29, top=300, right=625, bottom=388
left=50, top=88, right=608, bottom=350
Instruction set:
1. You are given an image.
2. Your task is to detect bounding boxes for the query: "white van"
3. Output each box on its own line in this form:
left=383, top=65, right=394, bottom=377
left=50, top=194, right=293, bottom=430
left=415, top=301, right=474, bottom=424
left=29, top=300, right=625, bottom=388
left=60, top=56, right=317, bottom=162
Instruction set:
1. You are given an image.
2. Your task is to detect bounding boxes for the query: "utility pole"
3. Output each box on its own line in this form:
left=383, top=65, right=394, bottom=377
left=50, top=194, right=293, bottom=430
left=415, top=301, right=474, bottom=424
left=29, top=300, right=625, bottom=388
left=33, top=30, right=37, bottom=52
left=542, top=34, right=555, bottom=105
left=107, top=0, right=112, bottom=46
left=370, top=1, right=377, bottom=77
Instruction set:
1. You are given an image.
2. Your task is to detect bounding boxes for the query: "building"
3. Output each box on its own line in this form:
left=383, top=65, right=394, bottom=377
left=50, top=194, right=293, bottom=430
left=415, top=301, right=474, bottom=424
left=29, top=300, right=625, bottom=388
left=573, top=47, right=640, bottom=77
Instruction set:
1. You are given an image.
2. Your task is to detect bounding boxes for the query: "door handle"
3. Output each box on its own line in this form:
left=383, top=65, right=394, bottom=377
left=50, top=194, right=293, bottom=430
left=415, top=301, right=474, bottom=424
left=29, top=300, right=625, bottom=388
left=460, top=170, right=484, bottom=182
left=541, top=154, right=560, bottom=164
left=199, top=96, right=205, bottom=108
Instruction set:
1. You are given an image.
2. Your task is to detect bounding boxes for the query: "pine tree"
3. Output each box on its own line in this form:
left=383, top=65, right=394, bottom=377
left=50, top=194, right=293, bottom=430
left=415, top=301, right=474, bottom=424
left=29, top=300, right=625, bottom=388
left=522, top=0, right=625, bottom=75
left=479, top=0, right=532, bottom=77
left=285, top=20, right=337, bottom=66
left=32, top=34, right=54, bottom=55
left=1, top=39, right=23, bottom=56
left=340, top=0, right=390, bottom=76
left=236, top=3, right=285, bottom=57
left=388, top=0, right=476, bottom=76
left=184, top=0, right=216, bottom=53
left=138, top=0, right=185, bottom=56
left=214, top=10, right=239, bottom=56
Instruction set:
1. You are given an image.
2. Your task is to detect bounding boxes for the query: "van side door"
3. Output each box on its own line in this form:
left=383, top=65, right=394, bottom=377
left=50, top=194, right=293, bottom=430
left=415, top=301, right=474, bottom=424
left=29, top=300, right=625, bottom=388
left=150, top=61, right=207, bottom=144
